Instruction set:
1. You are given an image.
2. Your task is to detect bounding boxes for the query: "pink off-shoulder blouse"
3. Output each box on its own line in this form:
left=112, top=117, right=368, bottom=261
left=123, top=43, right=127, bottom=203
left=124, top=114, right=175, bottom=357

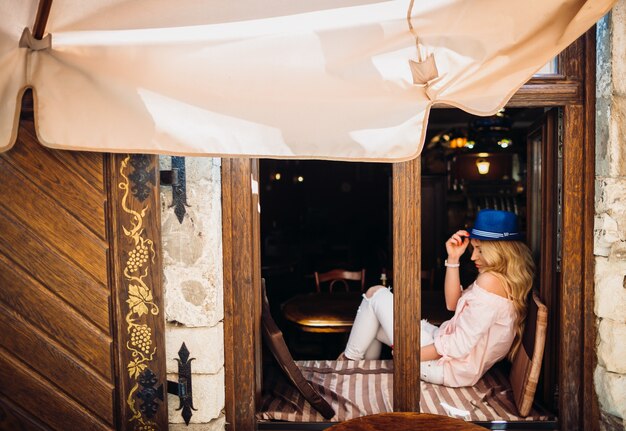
left=433, top=282, right=516, bottom=387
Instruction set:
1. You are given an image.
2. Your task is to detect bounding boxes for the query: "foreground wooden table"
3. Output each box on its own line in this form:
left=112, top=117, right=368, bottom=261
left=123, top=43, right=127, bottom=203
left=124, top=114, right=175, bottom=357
left=326, top=412, right=486, bottom=430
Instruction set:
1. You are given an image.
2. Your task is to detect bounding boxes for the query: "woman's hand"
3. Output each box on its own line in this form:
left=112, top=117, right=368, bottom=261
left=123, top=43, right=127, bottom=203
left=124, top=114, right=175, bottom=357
left=445, top=230, right=470, bottom=263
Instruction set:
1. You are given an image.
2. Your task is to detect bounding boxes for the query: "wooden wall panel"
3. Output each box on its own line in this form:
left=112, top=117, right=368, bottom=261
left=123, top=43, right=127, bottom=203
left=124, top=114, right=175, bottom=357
left=0, top=156, right=108, bottom=278
left=0, top=206, right=110, bottom=332
left=0, top=348, right=111, bottom=431
left=0, top=253, right=113, bottom=378
left=0, top=302, right=114, bottom=424
left=0, top=393, right=51, bottom=431
left=0, top=117, right=117, bottom=429
left=0, top=130, right=106, bottom=238
left=52, top=149, right=105, bottom=193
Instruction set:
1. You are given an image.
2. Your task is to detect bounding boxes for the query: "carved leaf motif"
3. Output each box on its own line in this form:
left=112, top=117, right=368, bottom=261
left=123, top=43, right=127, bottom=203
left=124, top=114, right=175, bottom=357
left=128, top=360, right=147, bottom=379
left=127, top=284, right=153, bottom=317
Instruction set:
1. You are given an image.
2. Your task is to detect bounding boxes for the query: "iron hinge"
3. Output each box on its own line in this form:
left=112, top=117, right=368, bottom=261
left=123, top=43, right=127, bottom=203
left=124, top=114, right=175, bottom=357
left=166, top=342, right=196, bottom=425
left=160, top=156, right=189, bottom=224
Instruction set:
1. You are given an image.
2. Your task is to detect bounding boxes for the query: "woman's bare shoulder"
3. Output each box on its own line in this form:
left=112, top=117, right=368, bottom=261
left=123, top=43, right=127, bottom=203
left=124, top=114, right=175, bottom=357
left=475, top=272, right=508, bottom=299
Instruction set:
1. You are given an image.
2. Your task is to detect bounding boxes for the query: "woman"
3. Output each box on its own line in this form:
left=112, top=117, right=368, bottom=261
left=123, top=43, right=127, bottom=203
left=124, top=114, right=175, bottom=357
left=340, top=209, right=535, bottom=387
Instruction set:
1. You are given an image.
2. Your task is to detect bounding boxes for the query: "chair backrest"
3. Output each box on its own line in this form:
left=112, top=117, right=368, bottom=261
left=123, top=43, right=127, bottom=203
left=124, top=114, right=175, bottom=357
left=260, top=279, right=335, bottom=419
left=509, top=290, right=548, bottom=417
left=314, top=268, right=366, bottom=293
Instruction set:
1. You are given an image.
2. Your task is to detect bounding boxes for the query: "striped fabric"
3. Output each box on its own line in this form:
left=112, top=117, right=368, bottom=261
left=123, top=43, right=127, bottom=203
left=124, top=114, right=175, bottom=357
left=257, top=360, right=554, bottom=423
left=470, top=228, right=516, bottom=239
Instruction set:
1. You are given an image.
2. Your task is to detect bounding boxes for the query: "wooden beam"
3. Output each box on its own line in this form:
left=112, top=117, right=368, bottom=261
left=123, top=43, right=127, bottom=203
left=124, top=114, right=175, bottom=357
left=508, top=79, right=582, bottom=107
left=582, top=29, right=600, bottom=431
left=222, top=158, right=262, bottom=431
left=107, top=154, right=168, bottom=430
left=392, top=158, right=421, bottom=412
left=559, top=104, right=585, bottom=431
left=555, top=32, right=589, bottom=431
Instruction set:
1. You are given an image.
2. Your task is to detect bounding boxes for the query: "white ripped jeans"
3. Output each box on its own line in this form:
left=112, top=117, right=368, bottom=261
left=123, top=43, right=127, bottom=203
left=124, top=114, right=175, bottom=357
left=344, top=287, right=444, bottom=384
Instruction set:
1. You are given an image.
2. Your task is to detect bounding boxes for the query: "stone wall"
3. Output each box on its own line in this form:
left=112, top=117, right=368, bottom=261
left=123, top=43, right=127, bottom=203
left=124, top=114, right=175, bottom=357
left=160, top=157, right=226, bottom=430
left=595, top=3, right=626, bottom=430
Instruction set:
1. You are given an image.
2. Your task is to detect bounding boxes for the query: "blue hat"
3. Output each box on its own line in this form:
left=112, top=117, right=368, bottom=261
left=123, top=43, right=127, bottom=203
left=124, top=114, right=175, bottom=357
left=469, top=209, right=524, bottom=241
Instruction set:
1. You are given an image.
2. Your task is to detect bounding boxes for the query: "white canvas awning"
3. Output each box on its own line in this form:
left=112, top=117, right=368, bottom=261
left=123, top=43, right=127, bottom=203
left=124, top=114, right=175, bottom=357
left=0, top=0, right=616, bottom=161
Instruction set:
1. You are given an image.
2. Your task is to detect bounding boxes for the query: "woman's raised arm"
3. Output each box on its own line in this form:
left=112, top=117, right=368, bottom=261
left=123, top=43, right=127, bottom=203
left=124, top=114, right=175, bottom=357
left=443, top=230, right=469, bottom=311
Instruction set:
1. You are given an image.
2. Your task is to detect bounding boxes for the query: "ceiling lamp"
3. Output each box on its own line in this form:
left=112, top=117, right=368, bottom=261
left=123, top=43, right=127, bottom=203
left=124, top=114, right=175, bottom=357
left=498, top=138, right=512, bottom=148
left=450, top=136, right=467, bottom=149
left=476, top=158, right=491, bottom=175
left=469, top=110, right=513, bottom=151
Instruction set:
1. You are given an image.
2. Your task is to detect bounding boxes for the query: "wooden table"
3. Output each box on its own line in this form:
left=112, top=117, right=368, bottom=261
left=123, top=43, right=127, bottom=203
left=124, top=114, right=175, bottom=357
left=281, top=291, right=362, bottom=333
left=281, top=290, right=454, bottom=334
left=326, top=412, right=487, bottom=430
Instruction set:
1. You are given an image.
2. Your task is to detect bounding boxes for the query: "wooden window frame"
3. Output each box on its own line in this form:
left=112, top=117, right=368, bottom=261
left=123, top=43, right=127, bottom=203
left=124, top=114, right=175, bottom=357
left=222, top=30, right=597, bottom=430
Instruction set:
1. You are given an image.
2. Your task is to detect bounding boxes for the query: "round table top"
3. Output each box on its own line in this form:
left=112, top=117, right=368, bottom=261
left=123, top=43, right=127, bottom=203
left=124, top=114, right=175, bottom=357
left=325, top=412, right=486, bottom=431
left=281, top=291, right=362, bottom=333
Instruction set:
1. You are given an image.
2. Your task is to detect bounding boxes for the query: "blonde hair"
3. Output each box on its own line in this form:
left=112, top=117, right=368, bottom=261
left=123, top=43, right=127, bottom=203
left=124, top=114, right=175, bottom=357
left=476, top=240, right=535, bottom=361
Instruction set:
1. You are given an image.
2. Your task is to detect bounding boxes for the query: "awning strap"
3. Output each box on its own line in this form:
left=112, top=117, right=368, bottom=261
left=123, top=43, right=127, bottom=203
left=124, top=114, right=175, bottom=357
left=406, top=0, right=439, bottom=87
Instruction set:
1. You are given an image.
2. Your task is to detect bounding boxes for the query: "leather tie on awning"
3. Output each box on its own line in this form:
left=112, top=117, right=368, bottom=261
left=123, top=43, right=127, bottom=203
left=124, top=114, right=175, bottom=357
left=19, top=27, right=51, bottom=51
left=406, top=0, right=439, bottom=90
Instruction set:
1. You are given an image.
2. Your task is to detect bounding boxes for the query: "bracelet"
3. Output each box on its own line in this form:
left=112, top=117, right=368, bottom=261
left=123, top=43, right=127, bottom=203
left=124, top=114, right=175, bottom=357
left=444, top=259, right=460, bottom=268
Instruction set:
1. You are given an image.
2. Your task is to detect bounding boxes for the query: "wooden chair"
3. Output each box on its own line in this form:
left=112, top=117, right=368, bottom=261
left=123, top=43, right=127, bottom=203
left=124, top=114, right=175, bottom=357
left=261, top=279, right=336, bottom=419
left=314, top=268, right=366, bottom=293
left=510, top=290, right=548, bottom=416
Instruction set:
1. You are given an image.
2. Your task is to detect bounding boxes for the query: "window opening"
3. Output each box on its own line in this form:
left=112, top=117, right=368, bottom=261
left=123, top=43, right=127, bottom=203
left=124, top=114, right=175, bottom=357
left=259, top=159, right=392, bottom=360
left=534, top=57, right=559, bottom=75
left=418, top=107, right=558, bottom=425
left=257, top=107, right=559, bottom=428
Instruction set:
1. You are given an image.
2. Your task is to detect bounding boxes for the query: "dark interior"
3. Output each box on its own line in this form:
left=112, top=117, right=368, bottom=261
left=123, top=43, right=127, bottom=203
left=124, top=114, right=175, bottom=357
left=259, top=107, right=546, bottom=361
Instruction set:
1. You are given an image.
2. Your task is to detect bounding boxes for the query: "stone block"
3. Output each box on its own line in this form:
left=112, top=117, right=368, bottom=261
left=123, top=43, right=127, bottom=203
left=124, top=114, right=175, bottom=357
left=595, top=214, right=620, bottom=257
left=597, top=319, right=626, bottom=373
left=595, top=366, right=626, bottom=420
left=595, top=258, right=626, bottom=321
left=600, top=410, right=626, bottom=431
left=596, top=179, right=626, bottom=224
left=168, top=371, right=225, bottom=423
left=164, top=267, right=223, bottom=326
left=611, top=0, right=626, bottom=96
left=596, top=97, right=611, bottom=177
left=161, top=156, right=224, bottom=327
left=608, top=96, right=626, bottom=177
left=169, top=416, right=226, bottom=431
left=596, top=12, right=612, bottom=99
left=165, top=323, right=224, bottom=374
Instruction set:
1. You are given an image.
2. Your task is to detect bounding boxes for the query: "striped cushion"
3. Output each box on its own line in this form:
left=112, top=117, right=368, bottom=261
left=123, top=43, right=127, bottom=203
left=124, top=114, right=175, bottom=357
left=257, top=360, right=554, bottom=423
